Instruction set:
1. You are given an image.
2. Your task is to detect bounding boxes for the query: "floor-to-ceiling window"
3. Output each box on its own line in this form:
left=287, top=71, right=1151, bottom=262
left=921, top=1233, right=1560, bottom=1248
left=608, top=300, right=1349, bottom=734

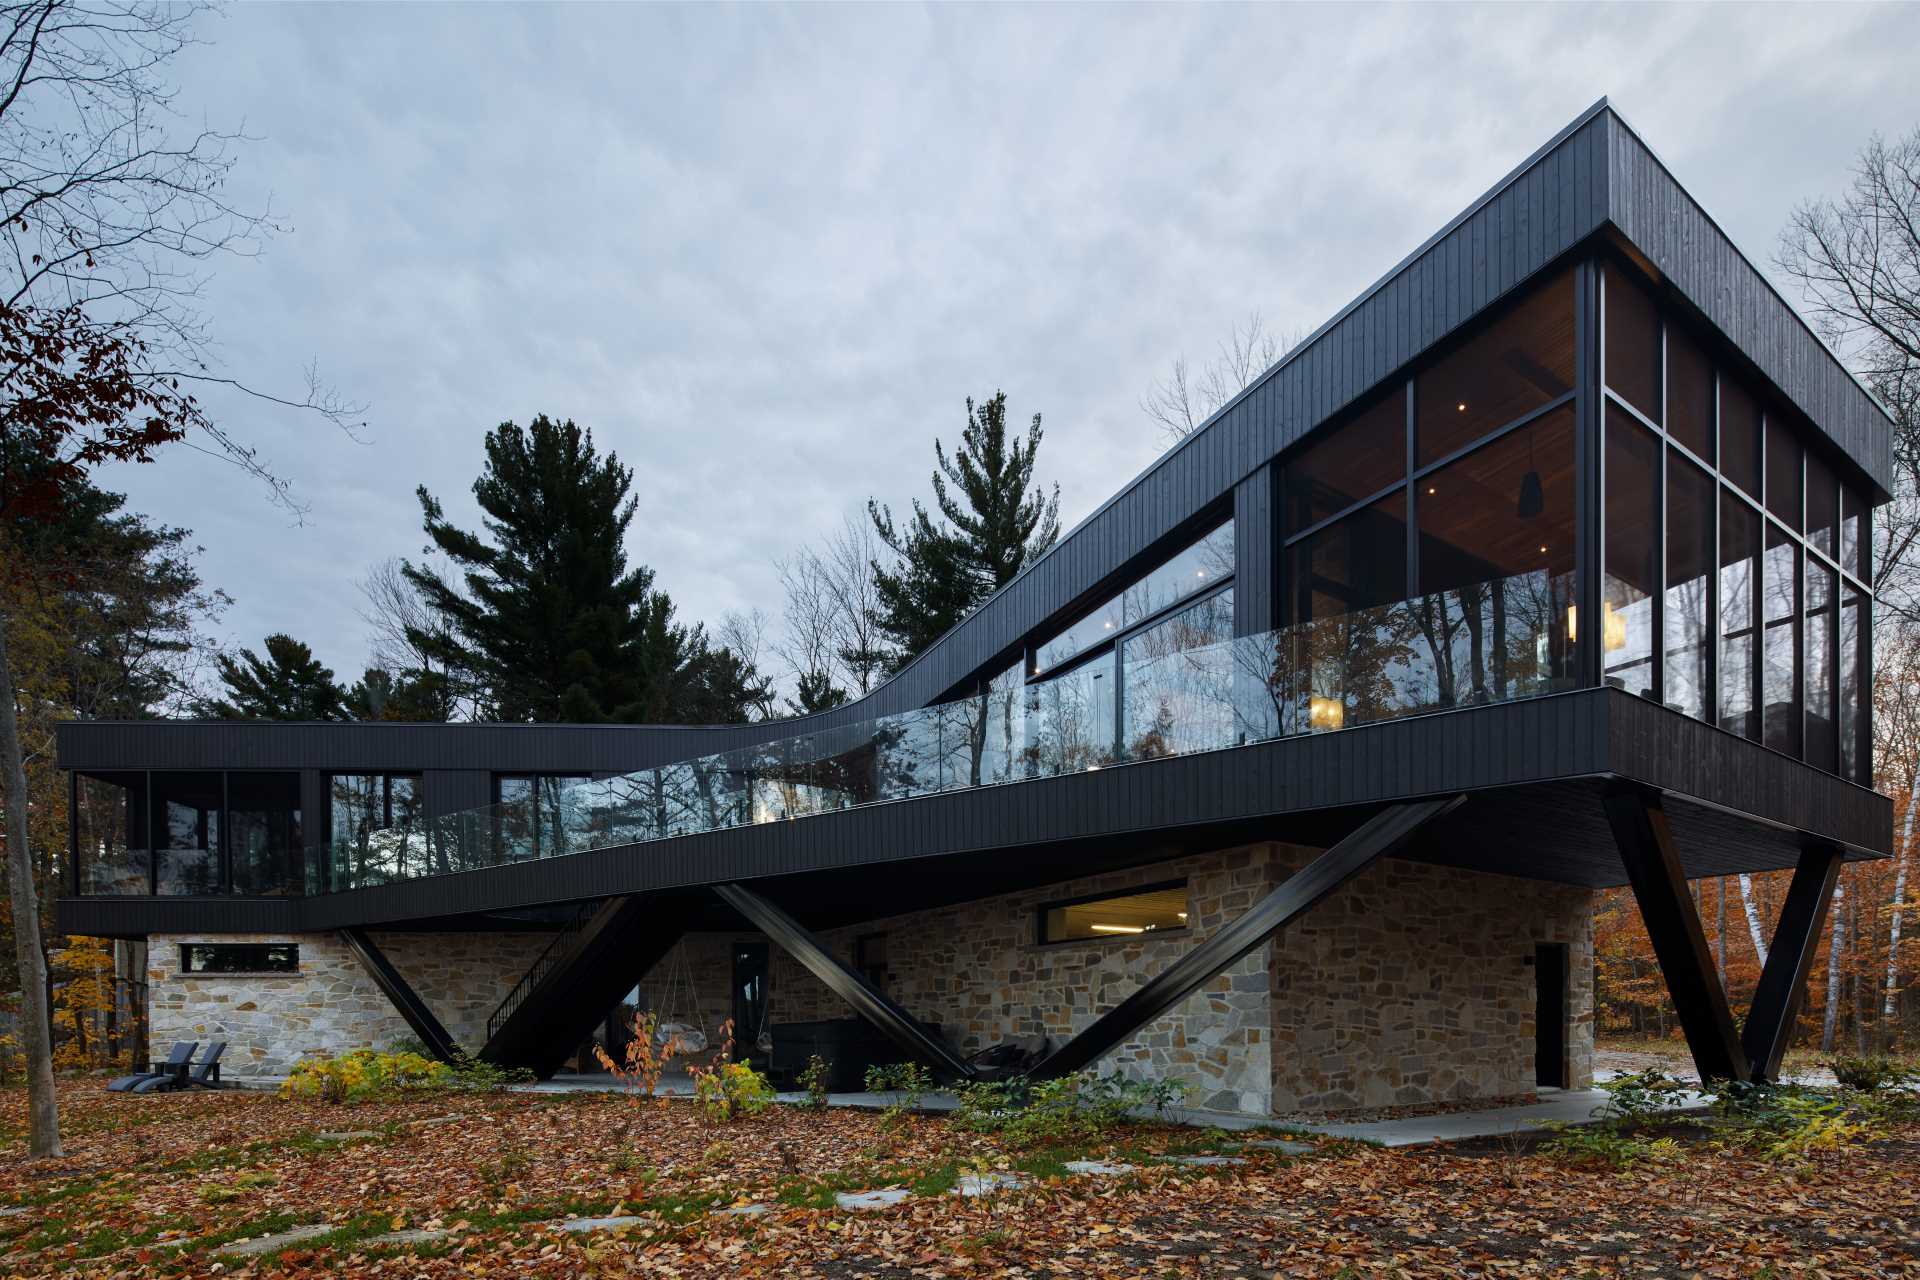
left=72, top=770, right=303, bottom=896
left=1598, top=261, right=1872, bottom=783
left=1275, top=264, right=1578, bottom=735
left=328, top=773, right=425, bottom=889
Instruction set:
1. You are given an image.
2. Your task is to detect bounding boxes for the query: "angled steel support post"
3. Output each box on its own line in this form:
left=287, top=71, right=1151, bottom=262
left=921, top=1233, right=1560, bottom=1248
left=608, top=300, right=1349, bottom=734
left=1741, top=844, right=1844, bottom=1081
left=339, top=928, right=459, bottom=1063
left=1601, top=786, right=1749, bottom=1083
left=712, top=882, right=975, bottom=1082
left=1028, top=795, right=1467, bottom=1081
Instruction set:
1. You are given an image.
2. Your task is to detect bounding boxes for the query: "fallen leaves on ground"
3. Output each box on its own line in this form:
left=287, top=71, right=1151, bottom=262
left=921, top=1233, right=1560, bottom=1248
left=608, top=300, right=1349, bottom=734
left=0, top=1080, right=1914, bottom=1277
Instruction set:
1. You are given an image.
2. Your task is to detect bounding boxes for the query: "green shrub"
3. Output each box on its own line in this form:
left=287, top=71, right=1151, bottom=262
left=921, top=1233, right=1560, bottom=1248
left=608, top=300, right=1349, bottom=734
left=1826, top=1055, right=1916, bottom=1092
left=955, top=1071, right=1189, bottom=1148
left=280, top=1049, right=452, bottom=1104
left=798, top=1055, right=832, bottom=1110
left=1712, top=1081, right=1883, bottom=1162
left=865, top=1061, right=933, bottom=1133
left=447, top=1053, right=536, bottom=1091
left=692, top=1059, right=775, bottom=1124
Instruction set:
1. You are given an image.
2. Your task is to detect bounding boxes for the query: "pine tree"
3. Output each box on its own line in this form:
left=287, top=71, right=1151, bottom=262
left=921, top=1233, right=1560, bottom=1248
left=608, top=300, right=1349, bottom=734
left=868, top=392, right=1061, bottom=669
left=403, top=415, right=755, bottom=724
left=201, top=634, right=348, bottom=721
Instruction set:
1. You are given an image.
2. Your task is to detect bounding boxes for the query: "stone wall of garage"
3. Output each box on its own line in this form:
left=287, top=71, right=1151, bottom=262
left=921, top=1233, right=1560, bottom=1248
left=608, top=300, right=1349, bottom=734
left=146, top=929, right=556, bottom=1078
left=634, top=844, right=1594, bottom=1119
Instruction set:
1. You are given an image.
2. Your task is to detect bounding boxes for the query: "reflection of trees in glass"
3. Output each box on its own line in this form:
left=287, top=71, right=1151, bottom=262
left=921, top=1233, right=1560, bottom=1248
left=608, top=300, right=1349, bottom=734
left=1412, top=571, right=1566, bottom=708
left=1123, top=594, right=1236, bottom=760
left=1025, top=656, right=1117, bottom=776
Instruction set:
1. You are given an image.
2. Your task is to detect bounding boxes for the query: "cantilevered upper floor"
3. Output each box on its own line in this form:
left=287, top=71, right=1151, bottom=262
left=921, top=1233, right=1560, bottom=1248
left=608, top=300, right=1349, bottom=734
left=56, top=100, right=1896, bottom=936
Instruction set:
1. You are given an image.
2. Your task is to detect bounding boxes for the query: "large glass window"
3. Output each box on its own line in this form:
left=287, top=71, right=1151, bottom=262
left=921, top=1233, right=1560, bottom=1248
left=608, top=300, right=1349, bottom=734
left=227, top=773, right=303, bottom=896
left=1284, top=389, right=1404, bottom=535
left=1665, top=452, right=1715, bottom=721
left=1840, top=585, right=1865, bottom=784
left=1841, top=485, right=1867, bottom=583
left=1417, top=267, right=1574, bottom=465
left=1666, top=323, right=1714, bottom=462
left=1604, top=270, right=1662, bottom=423
left=74, top=772, right=149, bottom=895
left=1720, top=379, right=1761, bottom=499
left=1806, top=453, right=1837, bottom=560
left=1122, top=589, right=1235, bottom=759
left=1805, top=561, right=1837, bottom=772
left=1040, top=882, right=1188, bottom=944
left=153, top=772, right=222, bottom=896
left=1720, top=495, right=1761, bottom=740
left=1762, top=522, right=1801, bottom=757
left=329, top=773, right=425, bottom=889
left=1416, top=407, right=1576, bottom=704
left=1602, top=410, right=1659, bottom=698
left=1766, top=414, right=1803, bottom=532
left=1033, top=522, right=1233, bottom=676
left=496, top=774, right=587, bottom=860
left=1025, top=650, right=1116, bottom=776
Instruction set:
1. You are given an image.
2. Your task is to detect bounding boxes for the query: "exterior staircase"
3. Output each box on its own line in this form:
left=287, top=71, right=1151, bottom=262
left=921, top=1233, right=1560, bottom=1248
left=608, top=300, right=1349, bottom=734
left=480, top=895, right=687, bottom=1077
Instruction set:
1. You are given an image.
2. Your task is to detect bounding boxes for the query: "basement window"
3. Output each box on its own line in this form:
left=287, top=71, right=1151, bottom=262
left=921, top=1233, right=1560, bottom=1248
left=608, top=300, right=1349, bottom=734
left=1039, top=882, right=1189, bottom=945
left=179, top=943, right=299, bottom=975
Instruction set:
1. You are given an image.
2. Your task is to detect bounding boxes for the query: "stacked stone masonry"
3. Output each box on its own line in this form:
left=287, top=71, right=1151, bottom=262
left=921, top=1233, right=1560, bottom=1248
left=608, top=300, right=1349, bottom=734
left=630, top=842, right=1595, bottom=1116
left=146, top=930, right=555, bottom=1078
left=146, top=840, right=1593, bottom=1110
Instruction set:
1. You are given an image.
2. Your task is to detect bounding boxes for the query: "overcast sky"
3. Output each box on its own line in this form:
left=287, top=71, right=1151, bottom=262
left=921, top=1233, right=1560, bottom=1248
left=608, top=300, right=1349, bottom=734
left=99, top=1, right=1920, bottom=689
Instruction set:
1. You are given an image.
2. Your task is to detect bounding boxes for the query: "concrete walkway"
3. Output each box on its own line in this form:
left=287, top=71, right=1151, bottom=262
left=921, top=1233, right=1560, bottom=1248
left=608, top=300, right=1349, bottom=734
left=1293, top=1085, right=1713, bottom=1148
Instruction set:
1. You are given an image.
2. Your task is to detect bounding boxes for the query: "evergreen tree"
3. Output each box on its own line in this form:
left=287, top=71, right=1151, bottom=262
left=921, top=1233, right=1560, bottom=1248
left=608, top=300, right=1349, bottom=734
left=202, top=634, right=348, bottom=721
left=868, top=391, right=1061, bottom=668
left=787, top=669, right=849, bottom=717
left=404, top=415, right=754, bottom=724
left=344, top=666, right=451, bottom=722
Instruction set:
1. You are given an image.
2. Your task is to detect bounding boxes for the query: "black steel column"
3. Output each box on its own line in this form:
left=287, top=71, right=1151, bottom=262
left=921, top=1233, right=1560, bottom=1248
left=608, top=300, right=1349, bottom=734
left=1029, top=795, right=1465, bottom=1080
left=339, top=927, right=459, bottom=1063
left=1741, top=845, right=1843, bottom=1081
left=713, top=882, right=974, bottom=1082
left=1602, top=785, right=1748, bottom=1082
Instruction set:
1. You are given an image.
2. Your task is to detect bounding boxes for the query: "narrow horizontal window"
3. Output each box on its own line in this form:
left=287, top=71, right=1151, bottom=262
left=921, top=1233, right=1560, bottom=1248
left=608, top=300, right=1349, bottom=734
left=180, top=942, right=299, bottom=975
left=1040, top=882, right=1188, bottom=944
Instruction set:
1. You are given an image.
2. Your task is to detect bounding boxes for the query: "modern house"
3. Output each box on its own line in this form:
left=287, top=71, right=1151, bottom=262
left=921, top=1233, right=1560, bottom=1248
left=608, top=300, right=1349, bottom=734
left=57, top=100, right=1893, bottom=1117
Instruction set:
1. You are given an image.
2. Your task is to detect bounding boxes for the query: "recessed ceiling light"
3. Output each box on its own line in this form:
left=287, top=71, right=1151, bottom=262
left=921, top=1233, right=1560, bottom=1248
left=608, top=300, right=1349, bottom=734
left=1427, top=486, right=1437, bottom=495
left=1456, top=402, right=1467, bottom=412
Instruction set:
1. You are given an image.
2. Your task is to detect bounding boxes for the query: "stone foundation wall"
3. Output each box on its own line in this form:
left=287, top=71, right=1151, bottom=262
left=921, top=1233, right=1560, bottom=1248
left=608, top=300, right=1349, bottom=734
left=147, top=930, right=555, bottom=1078
left=1266, top=853, right=1595, bottom=1112
left=633, top=844, right=1593, bottom=1118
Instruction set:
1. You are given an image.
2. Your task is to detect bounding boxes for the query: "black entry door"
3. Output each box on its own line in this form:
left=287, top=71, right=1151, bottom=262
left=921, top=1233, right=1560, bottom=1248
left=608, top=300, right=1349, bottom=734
left=732, top=942, right=769, bottom=1051
left=1534, top=942, right=1569, bottom=1088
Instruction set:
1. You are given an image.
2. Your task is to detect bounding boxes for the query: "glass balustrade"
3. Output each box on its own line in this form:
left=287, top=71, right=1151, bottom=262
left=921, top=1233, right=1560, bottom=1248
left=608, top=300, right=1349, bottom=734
left=325, top=569, right=1565, bottom=891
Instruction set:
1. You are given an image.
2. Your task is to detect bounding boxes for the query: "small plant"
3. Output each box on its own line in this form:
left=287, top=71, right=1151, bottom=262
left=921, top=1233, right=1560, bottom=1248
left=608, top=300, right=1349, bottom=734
left=1826, top=1055, right=1916, bottom=1093
left=799, top=1054, right=832, bottom=1109
left=280, top=1049, right=452, bottom=1104
left=1539, top=1069, right=1696, bottom=1170
left=594, top=1010, right=683, bottom=1099
left=685, top=1019, right=773, bottom=1123
left=865, top=1061, right=933, bottom=1133
left=693, top=1060, right=775, bottom=1123
left=448, top=1052, right=535, bottom=1091
left=954, top=1070, right=1189, bottom=1147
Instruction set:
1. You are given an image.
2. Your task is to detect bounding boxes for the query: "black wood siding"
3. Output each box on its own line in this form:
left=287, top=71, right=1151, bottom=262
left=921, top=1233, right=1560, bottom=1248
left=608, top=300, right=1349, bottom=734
left=57, top=690, right=1892, bottom=939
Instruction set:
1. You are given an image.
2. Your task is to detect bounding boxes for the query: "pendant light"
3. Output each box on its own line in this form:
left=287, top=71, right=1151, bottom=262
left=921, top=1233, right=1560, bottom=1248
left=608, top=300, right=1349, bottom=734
left=1517, top=424, right=1544, bottom=519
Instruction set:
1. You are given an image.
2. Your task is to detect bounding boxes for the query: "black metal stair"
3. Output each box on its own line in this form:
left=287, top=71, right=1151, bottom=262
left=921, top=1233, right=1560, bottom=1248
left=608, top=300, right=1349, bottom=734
left=339, top=928, right=461, bottom=1063
left=479, top=894, right=687, bottom=1077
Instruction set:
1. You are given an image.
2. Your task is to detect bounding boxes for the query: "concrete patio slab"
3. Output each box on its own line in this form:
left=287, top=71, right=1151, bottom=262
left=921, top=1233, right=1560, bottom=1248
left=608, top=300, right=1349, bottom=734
left=1063, top=1160, right=1136, bottom=1176
left=214, top=1223, right=335, bottom=1256
left=558, top=1214, right=646, bottom=1234
left=953, top=1171, right=1027, bottom=1197
left=835, top=1188, right=913, bottom=1211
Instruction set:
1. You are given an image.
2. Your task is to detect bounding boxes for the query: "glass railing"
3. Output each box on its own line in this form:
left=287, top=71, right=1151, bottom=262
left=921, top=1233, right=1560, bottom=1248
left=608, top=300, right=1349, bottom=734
left=324, top=570, right=1572, bottom=891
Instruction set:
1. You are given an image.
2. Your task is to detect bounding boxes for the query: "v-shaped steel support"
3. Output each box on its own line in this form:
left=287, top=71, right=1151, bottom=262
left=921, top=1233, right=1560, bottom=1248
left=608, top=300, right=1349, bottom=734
left=712, top=882, right=976, bottom=1082
left=1604, top=785, right=1845, bottom=1083
left=340, top=928, right=459, bottom=1063
left=1027, top=795, right=1467, bottom=1081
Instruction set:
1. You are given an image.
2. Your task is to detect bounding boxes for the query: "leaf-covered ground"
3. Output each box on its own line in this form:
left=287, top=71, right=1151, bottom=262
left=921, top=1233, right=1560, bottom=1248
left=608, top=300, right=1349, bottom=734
left=2, top=1081, right=1916, bottom=1277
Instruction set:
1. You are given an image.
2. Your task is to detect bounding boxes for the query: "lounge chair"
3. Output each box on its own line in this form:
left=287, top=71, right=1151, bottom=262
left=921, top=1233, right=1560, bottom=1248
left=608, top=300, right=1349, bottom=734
left=106, top=1041, right=197, bottom=1093
left=132, top=1040, right=225, bottom=1093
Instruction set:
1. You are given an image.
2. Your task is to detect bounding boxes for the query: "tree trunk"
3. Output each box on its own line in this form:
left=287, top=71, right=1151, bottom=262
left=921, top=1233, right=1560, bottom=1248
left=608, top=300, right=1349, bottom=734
left=1739, top=873, right=1770, bottom=966
left=1821, top=877, right=1846, bottom=1056
left=1886, top=771, right=1916, bottom=1039
left=1716, top=876, right=1727, bottom=977
left=0, top=606, right=62, bottom=1158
